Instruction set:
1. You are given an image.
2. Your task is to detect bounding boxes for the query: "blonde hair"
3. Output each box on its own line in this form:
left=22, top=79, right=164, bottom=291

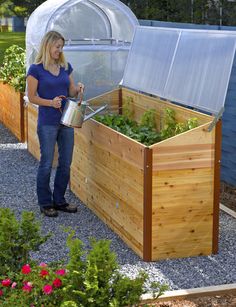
left=35, top=31, right=68, bottom=70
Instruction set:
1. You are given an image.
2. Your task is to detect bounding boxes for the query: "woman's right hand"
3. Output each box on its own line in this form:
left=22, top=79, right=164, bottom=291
left=50, top=96, right=62, bottom=109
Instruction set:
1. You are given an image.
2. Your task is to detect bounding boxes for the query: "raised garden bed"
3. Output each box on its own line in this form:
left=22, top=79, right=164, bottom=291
left=0, top=81, right=27, bottom=142
left=70, top=87, right=221, bottom=261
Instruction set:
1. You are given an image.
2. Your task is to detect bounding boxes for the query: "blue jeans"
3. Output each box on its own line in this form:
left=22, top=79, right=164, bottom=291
left=37, top=125, right=74, bottom=208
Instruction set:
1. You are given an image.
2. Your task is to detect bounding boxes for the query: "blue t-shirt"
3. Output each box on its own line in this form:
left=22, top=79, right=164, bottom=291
left=27, top=63, right=73, bottom=125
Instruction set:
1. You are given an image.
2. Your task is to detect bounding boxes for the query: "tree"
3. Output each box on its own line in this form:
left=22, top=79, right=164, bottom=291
left=11, top=0, right=45, bottom=17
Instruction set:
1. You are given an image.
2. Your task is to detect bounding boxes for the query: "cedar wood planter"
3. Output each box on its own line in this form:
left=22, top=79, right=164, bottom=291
left=70, top=87, right=221, bottom=261
left=0, top=81, right=27, bottom=142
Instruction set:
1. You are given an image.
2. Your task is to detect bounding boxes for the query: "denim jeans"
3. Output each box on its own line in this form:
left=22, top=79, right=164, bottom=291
left=37, top=124, right=74, bottom=208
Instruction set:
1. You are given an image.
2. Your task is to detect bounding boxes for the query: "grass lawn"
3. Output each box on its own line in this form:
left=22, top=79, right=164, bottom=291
left=0, top=32, right=25, bottom=64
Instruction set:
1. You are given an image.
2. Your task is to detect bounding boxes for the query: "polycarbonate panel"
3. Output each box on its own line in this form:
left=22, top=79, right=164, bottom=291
left=123, top=26, right=236, bottom=114
left=122, top=27, right=180, bottom=96
left=64, top=46, right=129, bottom=99
left=26, top=0, right=138, bottom=70
left=51, top=2, right=111, bottom=40
left=164, top=30, right=236, bottom=114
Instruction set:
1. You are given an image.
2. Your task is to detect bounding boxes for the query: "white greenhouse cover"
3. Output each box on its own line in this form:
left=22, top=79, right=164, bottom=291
left=26, top=0, right=138, bottom=68
left=122, top=26, right=236, bottom=115
left=25, top=0, right=138, bottom=99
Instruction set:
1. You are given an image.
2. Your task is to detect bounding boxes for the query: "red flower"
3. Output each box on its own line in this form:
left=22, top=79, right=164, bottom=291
left=40, top=269, right=49, bottom=277
left=39, top=262, right=47, bottom=267
left=22, top=264, right=31, bottom=274
left=1, top=279, right=11, bottom=287
left=43, top=284, right=53, bottom=295
left=0, top=289, right=3, bottom=296
left=52, top=278, right=62, bottom=288
left=55, top=269, right=66, bottom=276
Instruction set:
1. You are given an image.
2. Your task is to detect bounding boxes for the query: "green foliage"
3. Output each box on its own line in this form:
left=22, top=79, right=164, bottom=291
left=94, top=112, right=161, bottom=146
left=61, top=231, right=167, bottom=307
left=0, top=215, right=168, bottom=306
left=0, top=32, right=25, bottom=65
left=160, top=108, right=177, bottom=140
left=0, top=44, right=26, bottom=92
left=122, top=96, right=134, bottom=120
left=0, top=208, right=49, bottom=276
left=140, top=108, right=157, bottom=129
left=121, top=0, right=236, bottom=26
left=0, top=263, right=65, bottom=306
left=95, top=107, right=199, bottom=146
left=161, top=108, right=199, bottom=140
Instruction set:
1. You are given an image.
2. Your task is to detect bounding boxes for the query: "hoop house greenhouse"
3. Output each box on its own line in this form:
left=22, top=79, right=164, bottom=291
left=26, top=0, right=139, bottom=99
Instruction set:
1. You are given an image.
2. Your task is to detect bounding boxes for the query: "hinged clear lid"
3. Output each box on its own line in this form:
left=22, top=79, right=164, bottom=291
left=122, top=26, right=236, bottom=115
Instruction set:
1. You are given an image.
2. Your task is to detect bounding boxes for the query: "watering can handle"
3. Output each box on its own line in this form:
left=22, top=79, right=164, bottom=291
left=77, top=85, right=84, bottom=106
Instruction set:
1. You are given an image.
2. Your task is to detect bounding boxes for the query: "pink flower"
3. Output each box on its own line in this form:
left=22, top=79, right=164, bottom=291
left=1, top=279, right=11, bottom=287
left=55, top=269, right=66, bottom=276
left=40, top=269, right=49, bottom=277
left=22, top=282, right=33, bottom=292
left=22, top=264, right=31, bottom=274
left=0, top=289, right=3, bottom=296
left=11, top=282, right=17, bottom=288
left=43, top=284, right=53, bottom=295
left=52, top=278, right=62, bottom=288
left=39, top=262, right=47, bottom=267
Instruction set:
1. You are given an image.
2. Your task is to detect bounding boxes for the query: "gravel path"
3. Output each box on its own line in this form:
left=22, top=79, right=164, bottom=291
left=1, top=122, right=236, bottom=291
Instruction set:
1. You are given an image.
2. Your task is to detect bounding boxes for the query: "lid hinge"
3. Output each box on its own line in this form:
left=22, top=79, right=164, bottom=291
left=207, top=107, right=224, bottom=132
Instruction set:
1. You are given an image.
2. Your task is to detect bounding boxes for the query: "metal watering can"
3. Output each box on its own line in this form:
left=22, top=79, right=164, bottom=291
left=60, top=92, right=107, bottom=128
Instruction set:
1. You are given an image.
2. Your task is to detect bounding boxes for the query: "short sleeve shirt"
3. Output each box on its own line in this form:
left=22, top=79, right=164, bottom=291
left=27, top=63, right=73, bottom=126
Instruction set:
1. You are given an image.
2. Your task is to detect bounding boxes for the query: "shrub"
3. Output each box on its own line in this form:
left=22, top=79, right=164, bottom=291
left=0, top=210, right=168, bottom=306
left=61, top=231, right=168, bottom=306
left=0, top=44, right=26, bottom=92
left=0, top=208, right=49, bottom=276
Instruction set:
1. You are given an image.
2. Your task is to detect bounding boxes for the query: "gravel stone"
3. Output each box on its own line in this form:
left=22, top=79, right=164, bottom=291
left=1, top=122, right=236, bottom=291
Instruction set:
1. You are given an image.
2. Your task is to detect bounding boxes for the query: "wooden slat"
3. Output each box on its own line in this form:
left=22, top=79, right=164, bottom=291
left=79, top=119, right=145, bottom=169
left=152, top=123, right=215, bottom=171
left=152, top=167, right=214, bottom=260
left=0, top=82, right=26, bottom=142
left=71, top=126, right=144, bottom=257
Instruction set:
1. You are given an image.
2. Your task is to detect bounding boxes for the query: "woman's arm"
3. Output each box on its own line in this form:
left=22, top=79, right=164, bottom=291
left=27, top=75, right=62, bottom=108
left=68, top=74, right=84, bottom=97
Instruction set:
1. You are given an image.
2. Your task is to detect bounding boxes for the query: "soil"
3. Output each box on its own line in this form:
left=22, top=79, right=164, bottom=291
left=143, top=182, right=236, bottom=307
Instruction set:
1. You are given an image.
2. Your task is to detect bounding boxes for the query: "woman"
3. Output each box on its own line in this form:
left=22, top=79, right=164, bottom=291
left=27, top=31, right=84, bottom=217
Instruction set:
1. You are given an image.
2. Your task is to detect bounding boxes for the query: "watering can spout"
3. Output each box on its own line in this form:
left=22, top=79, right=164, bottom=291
left=83, top=104, right=107, bottom=122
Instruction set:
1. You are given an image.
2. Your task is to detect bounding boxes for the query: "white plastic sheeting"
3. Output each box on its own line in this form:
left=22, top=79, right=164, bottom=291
left=123, top=26, right=236, bottom=115
left=26, top=0, right=138, bottom=98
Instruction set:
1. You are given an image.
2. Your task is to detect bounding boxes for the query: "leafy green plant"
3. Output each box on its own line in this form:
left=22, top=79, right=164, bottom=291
left=0, top=44, right=26, bottom=92
left=94, top=112, right=161, bottom=146
left=0, top=208, right=49, bottom=276
left=122, top=96, right=134, bottom=120
left=0, top=214, right=168, bottom=306
left=61, top=231, right=168, bottom=306
left=0, top=263, right=65, bottom=306
left=140, top=108, right=157, bottom=130
left=161, top=108, right=199, bottom=140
